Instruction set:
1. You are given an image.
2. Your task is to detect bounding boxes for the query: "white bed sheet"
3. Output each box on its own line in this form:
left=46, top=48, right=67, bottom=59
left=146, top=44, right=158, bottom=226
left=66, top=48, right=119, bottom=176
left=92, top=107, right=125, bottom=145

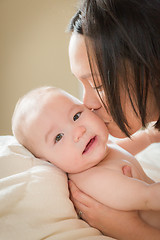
left=0, top=135, right=113, bottom=240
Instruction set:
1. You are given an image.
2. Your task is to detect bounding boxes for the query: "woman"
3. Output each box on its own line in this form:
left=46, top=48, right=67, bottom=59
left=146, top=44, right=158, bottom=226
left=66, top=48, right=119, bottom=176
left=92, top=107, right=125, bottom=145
left=68, top=0, right=160, bottom=239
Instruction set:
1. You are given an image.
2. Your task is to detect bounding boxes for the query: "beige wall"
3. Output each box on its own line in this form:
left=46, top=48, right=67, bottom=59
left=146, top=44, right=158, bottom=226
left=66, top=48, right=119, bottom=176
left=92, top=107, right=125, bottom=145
left=0, top=0, right=80, bottom=135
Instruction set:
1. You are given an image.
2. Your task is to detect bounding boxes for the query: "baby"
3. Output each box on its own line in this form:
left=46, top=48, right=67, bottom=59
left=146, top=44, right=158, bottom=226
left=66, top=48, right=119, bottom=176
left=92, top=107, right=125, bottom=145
left=12, top=86, right=160, bottom=230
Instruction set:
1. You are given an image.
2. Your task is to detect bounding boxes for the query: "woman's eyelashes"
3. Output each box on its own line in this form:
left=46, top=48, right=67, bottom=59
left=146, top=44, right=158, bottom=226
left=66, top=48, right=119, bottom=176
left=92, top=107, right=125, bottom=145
left=93, top=85, right=103, bottom=91
left=73, top=112, right=82, bottom=121
left=55, top=133, right=64, bottom=143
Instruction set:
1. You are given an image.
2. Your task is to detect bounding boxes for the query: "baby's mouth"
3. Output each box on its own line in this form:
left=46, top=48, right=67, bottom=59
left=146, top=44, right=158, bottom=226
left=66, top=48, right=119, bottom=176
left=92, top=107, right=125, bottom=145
left=82, top=136, right=96, bottom=154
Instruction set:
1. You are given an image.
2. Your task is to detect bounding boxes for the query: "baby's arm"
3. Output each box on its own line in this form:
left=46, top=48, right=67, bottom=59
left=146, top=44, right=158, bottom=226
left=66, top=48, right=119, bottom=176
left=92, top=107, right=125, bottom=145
left=71, top=167, right=160, bottom=211
left=69, top=180, right=160, bottom=240
left=116, top=127, right=160, bottom=155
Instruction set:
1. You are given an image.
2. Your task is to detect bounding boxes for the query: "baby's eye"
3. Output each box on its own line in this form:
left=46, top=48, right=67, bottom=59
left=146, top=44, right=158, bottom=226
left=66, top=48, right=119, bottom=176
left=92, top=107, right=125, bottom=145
left=73, top=112, right=81, bottom=121
left=55, top=133, right=64, bottom=143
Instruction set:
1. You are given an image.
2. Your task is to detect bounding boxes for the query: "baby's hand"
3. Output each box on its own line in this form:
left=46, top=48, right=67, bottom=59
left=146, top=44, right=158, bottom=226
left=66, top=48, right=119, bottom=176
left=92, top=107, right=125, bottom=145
left=145, top=125, right=160, bottom=144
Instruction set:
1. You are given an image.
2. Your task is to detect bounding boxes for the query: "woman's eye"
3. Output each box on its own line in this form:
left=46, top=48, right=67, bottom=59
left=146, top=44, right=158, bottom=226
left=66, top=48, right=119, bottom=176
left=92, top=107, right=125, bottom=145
left=93, top=85, right=103, bottom=91
left=55, top=133, right=64, bottom=143
left=73, top=112, right=81, bottom=121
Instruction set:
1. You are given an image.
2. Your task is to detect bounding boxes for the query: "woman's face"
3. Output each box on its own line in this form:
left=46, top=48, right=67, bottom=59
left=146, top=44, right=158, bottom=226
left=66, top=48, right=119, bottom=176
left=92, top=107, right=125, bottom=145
left=68, top=33, right=156, bottom=138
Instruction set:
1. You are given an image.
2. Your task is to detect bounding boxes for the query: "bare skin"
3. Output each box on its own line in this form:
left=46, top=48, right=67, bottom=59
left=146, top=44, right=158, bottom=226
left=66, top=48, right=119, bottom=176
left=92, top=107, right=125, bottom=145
left=69, top=180, right=160, bottom=240
left=68, top=33, right=160, bottom=239
left=69, top=140, right=160, bottom=230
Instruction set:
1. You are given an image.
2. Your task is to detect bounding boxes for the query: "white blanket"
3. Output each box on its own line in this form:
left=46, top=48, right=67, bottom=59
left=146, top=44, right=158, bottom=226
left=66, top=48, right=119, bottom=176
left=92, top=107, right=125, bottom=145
left=0, top=135, right=160, bottom=240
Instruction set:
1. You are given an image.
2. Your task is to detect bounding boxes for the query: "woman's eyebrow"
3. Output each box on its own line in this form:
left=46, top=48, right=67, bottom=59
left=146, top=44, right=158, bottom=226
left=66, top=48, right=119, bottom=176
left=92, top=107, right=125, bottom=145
left=80, top=72, right=99, bottom=80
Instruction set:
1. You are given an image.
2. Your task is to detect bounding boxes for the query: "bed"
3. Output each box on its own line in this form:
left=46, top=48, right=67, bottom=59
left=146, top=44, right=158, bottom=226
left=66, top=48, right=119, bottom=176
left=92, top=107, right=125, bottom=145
left=0, top=135, right=160, bottom=240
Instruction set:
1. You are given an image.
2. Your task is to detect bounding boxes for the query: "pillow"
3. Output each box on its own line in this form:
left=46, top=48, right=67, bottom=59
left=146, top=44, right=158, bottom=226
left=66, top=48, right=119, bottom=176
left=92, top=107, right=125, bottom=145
left=0, top=135, right=112, bottom=240
left=136, top=142, right=160, bottom=182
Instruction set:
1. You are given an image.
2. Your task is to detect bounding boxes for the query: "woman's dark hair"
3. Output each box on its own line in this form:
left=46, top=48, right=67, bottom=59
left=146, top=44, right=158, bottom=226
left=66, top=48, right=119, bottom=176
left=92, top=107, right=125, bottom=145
left=68, top=0, right=160, bottom=136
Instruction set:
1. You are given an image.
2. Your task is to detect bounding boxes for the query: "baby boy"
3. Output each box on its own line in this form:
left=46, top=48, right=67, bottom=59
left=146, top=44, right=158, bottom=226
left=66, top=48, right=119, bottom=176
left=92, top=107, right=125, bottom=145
left=12, top=86, right=160, bottom=230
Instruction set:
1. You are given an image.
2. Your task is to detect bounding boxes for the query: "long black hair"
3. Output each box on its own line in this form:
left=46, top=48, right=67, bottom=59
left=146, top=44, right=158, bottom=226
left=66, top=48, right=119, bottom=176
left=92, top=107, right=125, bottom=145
left=69, top=0, right=160, bottom=136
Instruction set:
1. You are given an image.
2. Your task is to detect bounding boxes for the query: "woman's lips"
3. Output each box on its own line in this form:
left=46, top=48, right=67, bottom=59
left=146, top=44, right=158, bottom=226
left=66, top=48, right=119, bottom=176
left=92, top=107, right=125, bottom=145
left=105, top=122, right=110, bottom=127
left=82, top=136, right=97, bottom=154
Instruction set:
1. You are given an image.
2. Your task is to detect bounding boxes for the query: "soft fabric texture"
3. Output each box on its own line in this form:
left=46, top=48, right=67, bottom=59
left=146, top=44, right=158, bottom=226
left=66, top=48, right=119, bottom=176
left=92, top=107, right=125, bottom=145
left=0, top=136, right=113, bottom=240
left=0, top=135, right=160, bottom=240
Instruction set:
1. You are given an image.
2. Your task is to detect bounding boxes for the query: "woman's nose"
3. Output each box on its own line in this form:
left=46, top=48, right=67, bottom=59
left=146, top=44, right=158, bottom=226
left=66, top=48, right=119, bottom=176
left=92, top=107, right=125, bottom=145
left=74, top=126, right=86, bottom=142
left=83, top=86, right=113, bottom=123
left=83, top=87, right=102, bottom=111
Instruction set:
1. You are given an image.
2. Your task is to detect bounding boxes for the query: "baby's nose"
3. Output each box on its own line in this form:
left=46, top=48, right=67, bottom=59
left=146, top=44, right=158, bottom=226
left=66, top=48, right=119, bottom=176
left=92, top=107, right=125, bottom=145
left=74, top=126, right=86, bottom=142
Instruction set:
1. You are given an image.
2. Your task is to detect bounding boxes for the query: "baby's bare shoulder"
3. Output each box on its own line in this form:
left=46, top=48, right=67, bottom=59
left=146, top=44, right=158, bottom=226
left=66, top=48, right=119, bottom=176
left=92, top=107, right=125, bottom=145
left=69, top=165, right=100, bottom=182
left=69, top=165, right=119, bottom=189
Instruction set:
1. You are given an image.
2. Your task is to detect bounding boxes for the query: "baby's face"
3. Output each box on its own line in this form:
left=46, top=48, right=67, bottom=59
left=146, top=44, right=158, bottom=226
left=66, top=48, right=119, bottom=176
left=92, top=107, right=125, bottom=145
left=28, top=90, right=109, bottom=173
